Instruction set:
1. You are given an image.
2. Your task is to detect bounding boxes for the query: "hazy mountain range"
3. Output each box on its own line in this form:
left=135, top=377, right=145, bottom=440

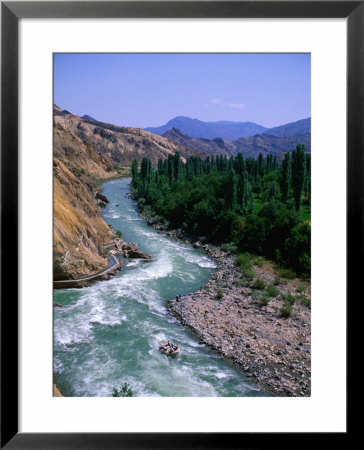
left=145, top=116, right=310, bottom=141
left=162, top=118, right=311, bottom=158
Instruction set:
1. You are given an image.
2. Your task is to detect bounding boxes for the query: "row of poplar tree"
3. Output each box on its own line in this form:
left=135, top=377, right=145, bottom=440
left=130, top=145, right=311, bottom=276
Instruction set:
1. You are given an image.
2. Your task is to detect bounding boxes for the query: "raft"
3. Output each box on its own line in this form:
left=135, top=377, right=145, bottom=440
left=159, top=342, right=179, bottom=356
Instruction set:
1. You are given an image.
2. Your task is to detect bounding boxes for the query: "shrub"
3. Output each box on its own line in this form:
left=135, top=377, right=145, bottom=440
left=244, top=268, right=255, bottom=281
left=273, top=276, right=284, bottom=286
left=280, top=302, right=292, bottom=318
left=298, top=295, right=311, bottom=309
left=278, top=268, right=297, bottom=280
left=234, top=253, right=253, bottom=271
left=251, top=290, right=270, bottom=306
left=221, top=242, right=238, bottom=253
left=116, top=230, right=122, bottom=238
left=265, top=284, right=279, bottom=297
left=216, top=289, right=223, bottom=300
left=252, top=256, right=265, bottom=267
left=281, top=292, right=296, bottom=305
left=252, top=278, right=266, bottom=290
left=112, top=382, right=133, bottom=397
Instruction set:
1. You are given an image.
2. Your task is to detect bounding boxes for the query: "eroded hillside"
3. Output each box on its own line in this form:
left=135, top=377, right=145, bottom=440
left=54, top=111, right=201, bottom=166
left=53, top=107, right=199, bottom=280
left=53, top=124, right=118, bottom=280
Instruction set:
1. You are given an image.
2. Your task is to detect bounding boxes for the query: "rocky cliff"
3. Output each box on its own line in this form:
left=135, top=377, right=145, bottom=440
left=53, top=106, right=197, bottom=280
left=53, top=119, right=118, bottom=280
left=54, top=109, right=202, bottom=166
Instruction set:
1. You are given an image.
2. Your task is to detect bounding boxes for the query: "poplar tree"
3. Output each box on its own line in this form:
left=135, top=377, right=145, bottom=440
left=280, top=152, right=291, bottom=204
left=291, top=144, right=306, bottom=211
left=173, top=152, right=180, bottom=181
left=131, top=159, right=138, bottom=185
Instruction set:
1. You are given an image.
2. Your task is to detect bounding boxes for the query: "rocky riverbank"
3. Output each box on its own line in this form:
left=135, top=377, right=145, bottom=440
left=136, top=209, right=311, bottom=397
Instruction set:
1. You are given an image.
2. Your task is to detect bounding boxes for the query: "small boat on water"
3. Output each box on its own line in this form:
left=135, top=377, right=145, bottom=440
left=159, top=341, right=179, bottom=356
left=115, top=203, right=120, bottom=207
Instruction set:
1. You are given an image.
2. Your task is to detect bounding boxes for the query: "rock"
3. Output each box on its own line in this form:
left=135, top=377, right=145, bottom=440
left=95, top=192, right=109, bottom=203
left=193, top=241, right=201, bottom=249
left=120, top=240, right=152, bottom=261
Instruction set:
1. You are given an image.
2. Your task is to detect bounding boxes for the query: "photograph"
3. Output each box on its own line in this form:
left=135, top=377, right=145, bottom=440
left=53, top=53, right=311, bottom=398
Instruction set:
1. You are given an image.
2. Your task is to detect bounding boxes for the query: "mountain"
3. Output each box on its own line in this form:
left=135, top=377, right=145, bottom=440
left=163, top=127, right=311, bottom=159
left=264, top=117, right=311, bottom=137
left=82, top=114, right=97, bottom=121
left=145, top=116, right=267, bottom=140
left=54, top=113, right=201, bottom=166
left=163, top=118, right=311, bottom=158
left=163, top=128, right=234, bottom=157
left=232, top=132, right=311, bottom=158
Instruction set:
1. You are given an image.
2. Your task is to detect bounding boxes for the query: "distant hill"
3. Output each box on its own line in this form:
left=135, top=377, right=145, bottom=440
left=163, top=128, right=234, bottom=157
left=163, top=126, right=311, bottom=159
left=232, top=132, right=311, bottom=158
left=53, top=107, right=202, bottom=167
left=264, top=117, right=311, bottom=137
left=145, top=116, right=267, bottom=140
left=82, top=114, right=97, bottom=121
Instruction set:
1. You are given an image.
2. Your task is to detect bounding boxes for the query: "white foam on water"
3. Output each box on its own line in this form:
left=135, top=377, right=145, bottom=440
left=183, top=253, right=217, bottom=269
left=53, top=357, right=64, bottom=374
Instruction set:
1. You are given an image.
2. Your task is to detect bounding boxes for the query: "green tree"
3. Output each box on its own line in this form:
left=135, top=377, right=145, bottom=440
left=131, top=159, right=138, bottom=185
left=291, top=145, right=306, bottom=211
left=280, top=152, right=291, bottom=204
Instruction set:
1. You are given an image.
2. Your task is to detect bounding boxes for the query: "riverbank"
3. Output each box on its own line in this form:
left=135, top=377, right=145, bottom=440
left=139, top=213, right=311, bottom=397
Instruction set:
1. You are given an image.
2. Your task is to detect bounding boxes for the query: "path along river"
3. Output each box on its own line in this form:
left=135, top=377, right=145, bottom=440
left=54, top=178, right=265, bottom=397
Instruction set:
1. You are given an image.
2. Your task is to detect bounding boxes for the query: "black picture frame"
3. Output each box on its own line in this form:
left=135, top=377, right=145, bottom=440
left=1, top=1, right=358, bottom=448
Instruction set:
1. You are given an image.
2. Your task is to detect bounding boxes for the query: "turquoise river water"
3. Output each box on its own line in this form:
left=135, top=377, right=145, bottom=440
left=53, top=178, right=265, bottom=397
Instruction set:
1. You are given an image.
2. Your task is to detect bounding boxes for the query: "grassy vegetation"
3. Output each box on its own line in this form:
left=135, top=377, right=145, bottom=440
left=265, top=284, right=279, bottom=297
left=251, top=290, right=270, bottom=306
left=277, top=268, right=297, bottom=280
left=280, top=302, right=292, bottom=318
left=281, top=292, right=296, bottom=305
left=252, top=278, right=266, bottom=290
left=112, top=382, right=133, bottom=397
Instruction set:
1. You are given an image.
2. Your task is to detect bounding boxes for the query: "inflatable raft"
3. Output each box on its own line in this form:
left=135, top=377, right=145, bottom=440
left=159, top=342, right=179, bottom=356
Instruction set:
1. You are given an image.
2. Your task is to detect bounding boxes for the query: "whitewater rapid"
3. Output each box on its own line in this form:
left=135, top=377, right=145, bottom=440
left=53, top=178, right=264, bottom=397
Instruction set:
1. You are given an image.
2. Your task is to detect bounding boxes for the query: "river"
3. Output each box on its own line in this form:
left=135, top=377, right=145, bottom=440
left=53, top=178, right=265, bottom=397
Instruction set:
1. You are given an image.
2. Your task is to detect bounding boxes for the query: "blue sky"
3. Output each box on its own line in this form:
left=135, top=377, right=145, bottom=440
left=54, top=53, right=310, bottom=128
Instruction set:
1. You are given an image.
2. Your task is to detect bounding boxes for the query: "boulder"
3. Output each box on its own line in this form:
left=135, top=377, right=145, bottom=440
left=95, top=192, right=109, bottom=203
left=119, top=240, right=152, bottom=261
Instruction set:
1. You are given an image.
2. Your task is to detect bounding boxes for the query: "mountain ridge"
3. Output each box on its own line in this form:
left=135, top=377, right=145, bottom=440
left=145, top=116, right=310, bottom=141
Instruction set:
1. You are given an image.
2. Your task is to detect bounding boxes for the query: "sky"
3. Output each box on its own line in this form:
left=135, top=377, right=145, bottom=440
left=54, top=53, right=310, bottom=129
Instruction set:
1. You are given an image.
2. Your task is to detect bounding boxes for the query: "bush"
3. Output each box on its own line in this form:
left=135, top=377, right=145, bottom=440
left=112, top=382, right=133, bottom=397
left=278, top=268, right=296, bottom=280
left=244, top=268, right=255, bottom=281
left=280, top=302, right=292, bottom=317
left=252, top=278, right=266, bottom=290
left=281, top=292, right=296, bottom=305
left=252, top=256, right=265, bottom=267
left=216, top=289, right=223, bottom=300
left=298, top=295, right=311, bottom=309
left=251, top=290, right=270, bottom=306
left=116, top=230, right=123, bottom=238
left=221, top=242, right=238, bottom=253
left=273, top=276, right=285, bottom=286
left=265, top=284, right=279, bottom=297
left=234, top=253, right=253, bottom=271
